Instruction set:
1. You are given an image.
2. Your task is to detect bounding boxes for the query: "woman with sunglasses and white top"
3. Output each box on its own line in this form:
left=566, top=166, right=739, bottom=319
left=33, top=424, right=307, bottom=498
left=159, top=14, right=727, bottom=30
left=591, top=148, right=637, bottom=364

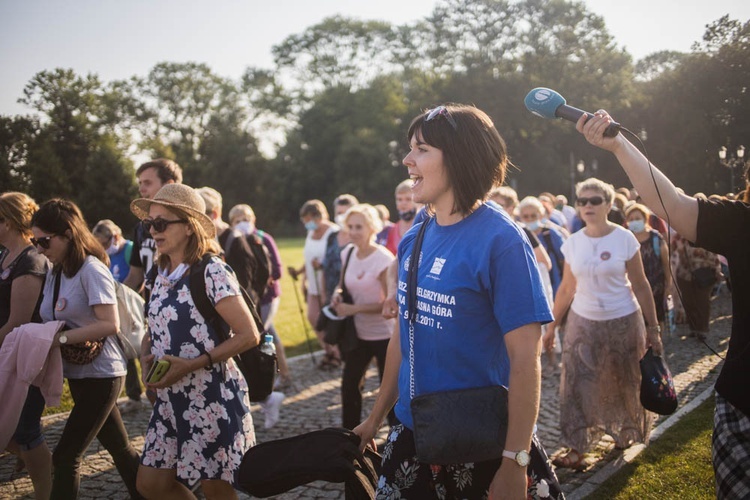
left=543, top=178, right=663, bottom=471
left=31, top=199, right=142, bottom=499
left=353, top=104, right=560, bottom=499
left=131, top=184, right=257, bottom=500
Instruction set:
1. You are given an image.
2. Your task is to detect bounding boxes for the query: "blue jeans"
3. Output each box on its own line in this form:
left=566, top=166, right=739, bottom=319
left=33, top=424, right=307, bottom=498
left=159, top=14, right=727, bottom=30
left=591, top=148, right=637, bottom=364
left=13, top=385, right=46, bottom=450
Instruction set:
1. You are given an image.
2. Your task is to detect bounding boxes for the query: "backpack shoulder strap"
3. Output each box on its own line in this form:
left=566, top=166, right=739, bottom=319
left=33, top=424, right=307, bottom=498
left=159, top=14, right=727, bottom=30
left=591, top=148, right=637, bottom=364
left=189, top=254, right=227, bottom=341
left=189, top=253, right=265, bottom=343
left=541, top=229, right=565, bottom=272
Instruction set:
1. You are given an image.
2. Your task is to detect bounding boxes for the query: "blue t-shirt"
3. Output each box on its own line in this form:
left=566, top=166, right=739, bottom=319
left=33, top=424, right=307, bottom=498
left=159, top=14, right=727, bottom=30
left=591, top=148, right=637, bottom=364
left=394, top=203, right=553, bottom=430
left=108, top=240, right=132, bottom=283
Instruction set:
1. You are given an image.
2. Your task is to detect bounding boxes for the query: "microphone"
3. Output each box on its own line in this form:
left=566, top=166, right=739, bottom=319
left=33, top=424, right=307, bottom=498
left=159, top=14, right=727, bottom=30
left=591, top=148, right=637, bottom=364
left=524, top=88, right=621, bottom=137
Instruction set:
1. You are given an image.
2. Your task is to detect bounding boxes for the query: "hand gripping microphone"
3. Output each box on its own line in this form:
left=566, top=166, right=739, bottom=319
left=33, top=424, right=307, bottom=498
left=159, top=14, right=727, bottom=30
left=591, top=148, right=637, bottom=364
left=524, top=88, right=621, bottom=137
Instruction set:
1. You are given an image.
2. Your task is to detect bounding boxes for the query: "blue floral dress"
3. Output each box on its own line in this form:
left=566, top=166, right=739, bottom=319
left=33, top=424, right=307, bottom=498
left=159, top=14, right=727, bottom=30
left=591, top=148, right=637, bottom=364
left=141, top=258, right=255, bottom=484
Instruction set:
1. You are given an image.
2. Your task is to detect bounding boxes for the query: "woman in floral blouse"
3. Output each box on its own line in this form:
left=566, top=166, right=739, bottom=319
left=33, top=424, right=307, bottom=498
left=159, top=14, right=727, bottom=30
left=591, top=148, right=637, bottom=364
left=131, top=184, right=259, bottom=499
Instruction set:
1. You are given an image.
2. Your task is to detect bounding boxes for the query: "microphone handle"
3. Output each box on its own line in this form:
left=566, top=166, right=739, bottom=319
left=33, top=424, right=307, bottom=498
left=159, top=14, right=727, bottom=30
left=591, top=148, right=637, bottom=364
left=555, top=104, right=621, bottom=137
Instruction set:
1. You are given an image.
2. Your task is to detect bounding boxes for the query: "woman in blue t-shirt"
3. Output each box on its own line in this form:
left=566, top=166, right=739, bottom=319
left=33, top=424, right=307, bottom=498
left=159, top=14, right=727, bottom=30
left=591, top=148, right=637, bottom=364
left=353, top=104, right=560, bottom=499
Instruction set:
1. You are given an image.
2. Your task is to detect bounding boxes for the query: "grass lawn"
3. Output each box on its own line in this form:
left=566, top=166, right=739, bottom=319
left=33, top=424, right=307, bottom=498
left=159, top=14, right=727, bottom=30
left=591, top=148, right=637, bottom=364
left=589, top=396, right=716, bottom=499
left=45, top=237, right=316, bottom=416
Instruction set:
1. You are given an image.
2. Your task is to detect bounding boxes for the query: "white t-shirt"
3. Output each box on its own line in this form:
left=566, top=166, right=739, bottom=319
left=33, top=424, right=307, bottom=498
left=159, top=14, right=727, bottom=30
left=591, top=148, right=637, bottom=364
left=40, top=256, right=126, bottom=379
left=342, top=244, right=395, bottom=341
left=303, top=225, right=336, bottom=296
left=561, top=225, right=640, bottom=321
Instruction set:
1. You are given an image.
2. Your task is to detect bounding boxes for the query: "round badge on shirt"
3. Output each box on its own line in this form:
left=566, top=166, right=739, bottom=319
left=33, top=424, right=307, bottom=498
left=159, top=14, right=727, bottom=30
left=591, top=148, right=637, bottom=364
left=600, top=251, right=611, bottom=261
left=55, top=298, right=67, bottom=311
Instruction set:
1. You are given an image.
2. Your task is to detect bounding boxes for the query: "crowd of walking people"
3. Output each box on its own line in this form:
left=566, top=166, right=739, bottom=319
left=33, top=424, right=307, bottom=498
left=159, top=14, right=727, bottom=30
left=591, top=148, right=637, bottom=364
left=1, top=103, right=748, bottom=499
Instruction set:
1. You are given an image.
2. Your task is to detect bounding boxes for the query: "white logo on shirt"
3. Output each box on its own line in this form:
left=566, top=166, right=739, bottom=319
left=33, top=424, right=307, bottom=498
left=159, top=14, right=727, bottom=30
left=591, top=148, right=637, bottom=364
left=429, top=257, right=446, bottom=275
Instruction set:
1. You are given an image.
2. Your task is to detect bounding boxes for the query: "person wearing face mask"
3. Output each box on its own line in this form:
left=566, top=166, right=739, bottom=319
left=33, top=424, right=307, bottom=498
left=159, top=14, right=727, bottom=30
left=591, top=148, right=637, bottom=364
left=625, top=204, right=672, bottom=331
left=228, top=203, right=293, bottom=390
left=288, top=199, right=341, bottom=369
left=518, top=196, right=567, bottom=297
left=92, top=220, right=133, bottom=284
left=384, top=180, right=419, bottom=256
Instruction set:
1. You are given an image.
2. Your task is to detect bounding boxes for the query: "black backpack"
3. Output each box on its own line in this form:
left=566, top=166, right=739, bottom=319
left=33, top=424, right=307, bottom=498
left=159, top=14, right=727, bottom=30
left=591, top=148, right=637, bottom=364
left=190, top=254, right=277, bottom=402
left=224, top=229, right=272, bottom=301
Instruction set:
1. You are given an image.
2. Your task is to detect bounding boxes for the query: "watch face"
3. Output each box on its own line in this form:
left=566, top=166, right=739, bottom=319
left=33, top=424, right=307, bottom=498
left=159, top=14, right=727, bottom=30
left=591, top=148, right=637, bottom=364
left=59, top=333, right=68, bottom=344
left=517, top=450, right=531, bottom=467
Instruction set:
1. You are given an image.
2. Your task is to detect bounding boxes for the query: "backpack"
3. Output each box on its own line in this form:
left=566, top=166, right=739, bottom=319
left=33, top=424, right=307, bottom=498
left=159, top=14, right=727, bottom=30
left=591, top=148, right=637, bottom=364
left=223, top=229, right=272, bottom=302
left=114, top=281, right=146, bottom=360
left=190, top=254, right=277, bottom=402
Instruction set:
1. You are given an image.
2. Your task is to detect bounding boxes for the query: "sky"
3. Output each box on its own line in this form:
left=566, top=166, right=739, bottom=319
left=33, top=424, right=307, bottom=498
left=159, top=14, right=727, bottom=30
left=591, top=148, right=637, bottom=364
left=1, top=0, right=749, bottom=118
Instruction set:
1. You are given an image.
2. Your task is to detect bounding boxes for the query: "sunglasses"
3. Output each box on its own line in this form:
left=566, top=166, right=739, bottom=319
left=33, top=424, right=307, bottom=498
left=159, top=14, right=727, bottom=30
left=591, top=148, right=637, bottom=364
left=425, top=106, right=458, bottom=131
left=31, top=235, right=55, bottom=249
left=143, top=218, right=187, bottom=233
left=576, top=196, right=605, bottom=207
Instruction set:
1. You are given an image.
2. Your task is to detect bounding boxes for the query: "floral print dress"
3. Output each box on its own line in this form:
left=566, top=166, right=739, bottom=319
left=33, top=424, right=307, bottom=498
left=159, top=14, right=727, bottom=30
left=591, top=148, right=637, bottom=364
left=141, top=258, right=255, bottom=484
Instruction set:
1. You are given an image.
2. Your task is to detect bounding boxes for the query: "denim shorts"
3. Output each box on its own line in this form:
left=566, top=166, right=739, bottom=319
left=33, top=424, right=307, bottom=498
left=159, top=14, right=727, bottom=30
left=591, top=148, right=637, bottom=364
left=13, top=385, right=46, bottom=450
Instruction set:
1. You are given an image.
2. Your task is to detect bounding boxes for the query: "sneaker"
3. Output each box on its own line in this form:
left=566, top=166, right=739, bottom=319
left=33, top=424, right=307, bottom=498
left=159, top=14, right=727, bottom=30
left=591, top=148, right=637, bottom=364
left=262, top=391, right=285, bottom=429
left=118, top=398, right=143, bottom=414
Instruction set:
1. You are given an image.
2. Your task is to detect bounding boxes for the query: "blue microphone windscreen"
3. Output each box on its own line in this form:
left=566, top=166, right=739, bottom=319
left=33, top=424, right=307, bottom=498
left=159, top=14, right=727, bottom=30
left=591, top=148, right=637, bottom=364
left=524, top=88, right=566, bottom=119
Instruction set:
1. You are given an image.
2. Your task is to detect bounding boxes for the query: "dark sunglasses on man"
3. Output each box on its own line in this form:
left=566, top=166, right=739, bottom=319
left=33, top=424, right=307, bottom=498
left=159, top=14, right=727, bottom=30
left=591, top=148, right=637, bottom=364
left=575, top=196, right=605, bottom=207
left=143, top=217, right=187, bottom=233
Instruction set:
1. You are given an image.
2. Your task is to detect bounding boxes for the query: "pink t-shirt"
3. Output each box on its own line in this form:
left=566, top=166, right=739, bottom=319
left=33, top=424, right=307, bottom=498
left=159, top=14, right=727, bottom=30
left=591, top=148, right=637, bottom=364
left=342, top=244, right=395, bottom=341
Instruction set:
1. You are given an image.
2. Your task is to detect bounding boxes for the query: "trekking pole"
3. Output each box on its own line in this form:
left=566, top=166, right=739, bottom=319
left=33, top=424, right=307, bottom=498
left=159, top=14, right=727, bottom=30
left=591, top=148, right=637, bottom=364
left=288, top=267, right=317, bottom=366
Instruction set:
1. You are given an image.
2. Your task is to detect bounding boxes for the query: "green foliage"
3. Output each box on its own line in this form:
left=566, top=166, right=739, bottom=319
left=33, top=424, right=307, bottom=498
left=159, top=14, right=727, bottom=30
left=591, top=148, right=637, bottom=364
left=3, top=1, right=749, bottom=226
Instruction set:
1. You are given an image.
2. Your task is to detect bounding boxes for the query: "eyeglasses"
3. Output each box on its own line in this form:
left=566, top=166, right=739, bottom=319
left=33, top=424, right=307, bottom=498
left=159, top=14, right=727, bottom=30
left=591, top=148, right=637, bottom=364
left=425, top=106, right=458, bottom=131
left=575, top=196, right=605, bottom=207
left=30, top=235, right=55, bottom=249
left=143, top=218, right=187, bottom=233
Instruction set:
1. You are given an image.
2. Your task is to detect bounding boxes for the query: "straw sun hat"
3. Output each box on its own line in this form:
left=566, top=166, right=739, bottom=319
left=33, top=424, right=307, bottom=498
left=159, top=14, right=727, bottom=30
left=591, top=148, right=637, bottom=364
left=130, top=184, right=216, bottom=239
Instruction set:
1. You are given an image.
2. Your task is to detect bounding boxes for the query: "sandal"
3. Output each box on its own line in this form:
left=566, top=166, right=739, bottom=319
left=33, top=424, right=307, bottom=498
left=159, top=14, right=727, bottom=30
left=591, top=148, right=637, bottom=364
left=552, top=450, right=587, bottom=471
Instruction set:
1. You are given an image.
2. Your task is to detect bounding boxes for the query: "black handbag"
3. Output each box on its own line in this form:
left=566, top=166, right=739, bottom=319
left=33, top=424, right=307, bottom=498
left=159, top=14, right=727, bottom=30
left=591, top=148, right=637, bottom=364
left=321, top=246, right=359, bottom=353
left=640, top=347, right=678, bottom=415
left=681, top=244, right=717, bottom=289
left=691, top=267, right=717, bottom=289
left=406, top=218, right=509, bottom=464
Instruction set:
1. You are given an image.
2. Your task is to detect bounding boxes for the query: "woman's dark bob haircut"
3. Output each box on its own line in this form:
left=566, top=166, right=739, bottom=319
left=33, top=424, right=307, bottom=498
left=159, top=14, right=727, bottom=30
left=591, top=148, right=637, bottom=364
left=407, top=104, right=507, bottom=215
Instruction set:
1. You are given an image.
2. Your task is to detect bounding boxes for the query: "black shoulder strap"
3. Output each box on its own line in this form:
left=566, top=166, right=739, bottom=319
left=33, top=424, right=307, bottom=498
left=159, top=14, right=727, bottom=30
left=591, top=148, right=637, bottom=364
left=52, top=270, right=61, bottom=320
left=340, top=245, right=356, bottom=296
left=189, top=254, right=265, bottom=344
left=541, top=229, right=565, bottom=273
left=407, top=218, right=431, bottom=321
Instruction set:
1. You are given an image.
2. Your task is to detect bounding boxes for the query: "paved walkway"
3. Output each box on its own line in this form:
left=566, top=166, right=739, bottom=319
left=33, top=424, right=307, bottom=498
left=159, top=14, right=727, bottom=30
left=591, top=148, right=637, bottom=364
left=1, top=293, right=731, bottom=499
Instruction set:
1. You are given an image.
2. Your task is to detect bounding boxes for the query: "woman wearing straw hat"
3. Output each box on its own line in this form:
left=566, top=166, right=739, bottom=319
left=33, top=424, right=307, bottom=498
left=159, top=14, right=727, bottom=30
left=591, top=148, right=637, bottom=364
left=131, top=184, right=259, bottom=499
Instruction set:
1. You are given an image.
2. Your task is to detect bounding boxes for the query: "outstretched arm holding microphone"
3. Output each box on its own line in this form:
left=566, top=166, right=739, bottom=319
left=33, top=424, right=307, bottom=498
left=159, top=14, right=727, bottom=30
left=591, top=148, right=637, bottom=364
left=573, top=108, right=750, bottom=500
left=576, top=111, right=699, bottom=242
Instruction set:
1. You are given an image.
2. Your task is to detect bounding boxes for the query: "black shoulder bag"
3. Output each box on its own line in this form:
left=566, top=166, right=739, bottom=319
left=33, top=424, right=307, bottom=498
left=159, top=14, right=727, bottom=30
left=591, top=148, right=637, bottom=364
left=190, top=254, right=277, bottom=403
left=406, top=219, right=564, bottom=500
left=320, top=245, right=358, bottom=353
left=406, top=218, right=509, bottom=464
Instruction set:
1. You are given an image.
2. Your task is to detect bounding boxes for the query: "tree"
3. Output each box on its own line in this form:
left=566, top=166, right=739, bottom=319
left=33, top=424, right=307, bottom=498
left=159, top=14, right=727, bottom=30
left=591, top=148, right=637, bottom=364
left=15, top=69, right=137, bottom=228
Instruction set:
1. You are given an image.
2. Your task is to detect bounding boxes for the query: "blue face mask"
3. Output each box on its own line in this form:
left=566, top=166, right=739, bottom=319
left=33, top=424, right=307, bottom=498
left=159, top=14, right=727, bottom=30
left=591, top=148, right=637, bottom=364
left=526, top=220, right=541, bottom=231
left=628, top=220, right=646, bottom=233
left=304, top=220, right=318, bottom=232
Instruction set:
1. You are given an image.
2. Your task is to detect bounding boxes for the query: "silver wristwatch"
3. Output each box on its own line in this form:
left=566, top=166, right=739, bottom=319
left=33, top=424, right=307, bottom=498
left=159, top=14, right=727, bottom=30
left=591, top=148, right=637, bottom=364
left=502, top=449, right=531, bottom=467
left=58, top=331, right=68, bottom=344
